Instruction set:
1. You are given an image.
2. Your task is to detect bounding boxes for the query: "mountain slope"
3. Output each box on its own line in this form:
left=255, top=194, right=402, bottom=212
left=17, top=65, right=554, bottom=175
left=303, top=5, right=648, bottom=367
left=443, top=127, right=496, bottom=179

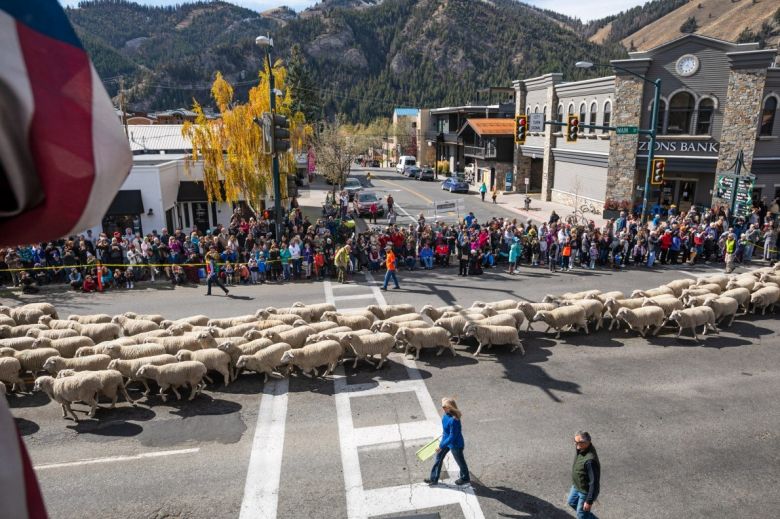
left=66, top=0, right=627, bottom=121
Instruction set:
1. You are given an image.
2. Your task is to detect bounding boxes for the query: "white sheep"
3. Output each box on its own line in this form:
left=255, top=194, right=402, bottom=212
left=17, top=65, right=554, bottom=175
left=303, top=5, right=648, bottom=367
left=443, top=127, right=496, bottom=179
left=26, top=328, right=79, bottom=340
left=366, top=304, right=416, bottom=320
left=419, top=304, right=463, bottom=321
left=68, top=313, right=112, bottom=324
left=462, top=323, right=524, bottom=356
left=0, top=337, right=37, bottom=351
left=376, top=320, right=431, bottom=335
left=218, top=338, right=274, bottom=368
left=111, top=315, right=160, bottom=336
left=494, top=309, right=527, bottom=330
left=0, top=324, right=48, bottom=339
left=471, top=299, right=519, bottom=311
left=253, top=324, right=294, bottom=340
left=480, top=313, right=519, bottom=329
left=641, top=295, right=683, bottom=318
left=56, top=369, right=134, bottom=408
left=160, top=315, right=210, bottom=328
left=662, top=279, right=696, bottom=297
left=122, top=312, right=165, bottom=324
left=42, top=354, right=112, bottom=375
left=207, top=314, right=257, bottom=329
left=34, top=373, right=102, bottom=421
left=322, top=312, right=372, bottom=331
left=136, top=361, right=208, bottom=401
left=0, top=306, right=45, bottom=325
left=32, top=336, right=95, bottom=358
left=696, top=274, right=729, bottom=290
left=543, top=290, right=600, bottom=303
left=603, top=298, right=645, bottom=330
left=667, top=307, right=718, bottom=341
left=750, top=285, right=780, bottom=314
left=104, top=343, right=168, bottom=360
left=128, top=329, right=173, bottom=343
left=702, top=296, right=739, bottom=327
left=720, top=287, right=751, bottom=313
left=299, top=321, right=340, bottom=333
left=145, top=331, right=216, bottom=354
left=560, top=299, right=604, bottom=331
left=215, top=323, right=263, bottom=338
left=532, top=307, right=588, bottom=339
left=176, top=349, right=233, bottom=386
left=279, top=340, right=342, bottom=377
left=236, top=342, right=293, bottom=382
left=725, top=276, right=755, bottom=292
left=38, top=316, right=83, bottom=331
left=394, top=327, right=454, bottom=360
left=342, top=332, right=396, bottom=369
left=516, top=302, right=558, bottom=331
left=614, top=306, right=665, bottom=337
left=591, top=291, right=625, bottom=304
left=0, top=356, right=25, bottom=392
left=107, top=354, right=178, bottom=394
left=630, top=286, right=675, bottom=299
left=79, top=323, right=121, bottom=343
left=291, top=302, right=337, bottom=321
left=433, top=315, right=473, bottom=343
left=253, top=310, right=304, bottom=324
left=304, top=326, right=355, bottom=344
left=266, top=306, right=314, bottom=323
left=1, top=347, right=60, bottom=376
left=168, top=322, right=194, bottom=335
left=266, top=325, right=316, bottom=349
left=0, top=314, right=15, bottom=327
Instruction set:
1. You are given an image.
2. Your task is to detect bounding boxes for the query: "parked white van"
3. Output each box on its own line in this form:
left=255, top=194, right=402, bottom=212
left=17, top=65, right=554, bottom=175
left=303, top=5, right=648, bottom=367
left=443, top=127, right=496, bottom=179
left=395, top=156, right=417, bottom=174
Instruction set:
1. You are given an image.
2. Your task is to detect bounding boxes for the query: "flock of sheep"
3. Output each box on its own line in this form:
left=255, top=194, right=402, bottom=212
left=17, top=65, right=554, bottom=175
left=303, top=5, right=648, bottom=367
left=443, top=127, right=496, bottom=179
left=1, top=263, right=779, bottom=422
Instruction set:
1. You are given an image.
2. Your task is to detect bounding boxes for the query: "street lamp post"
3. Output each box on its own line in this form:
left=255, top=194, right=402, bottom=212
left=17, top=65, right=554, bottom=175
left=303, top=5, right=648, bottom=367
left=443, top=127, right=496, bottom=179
left=256, top=35, right=283, bottom=241
left=576, top=61, right=661, bottom=223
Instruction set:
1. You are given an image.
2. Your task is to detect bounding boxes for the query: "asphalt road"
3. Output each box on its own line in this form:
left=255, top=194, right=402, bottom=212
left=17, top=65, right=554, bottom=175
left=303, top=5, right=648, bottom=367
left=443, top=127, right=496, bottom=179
left=4, top=183, right=780, bottom=518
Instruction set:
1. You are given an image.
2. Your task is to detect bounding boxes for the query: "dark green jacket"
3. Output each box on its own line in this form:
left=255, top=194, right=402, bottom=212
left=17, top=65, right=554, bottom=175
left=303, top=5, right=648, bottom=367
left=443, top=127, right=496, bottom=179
left=572, top=445, right=600, bottom=504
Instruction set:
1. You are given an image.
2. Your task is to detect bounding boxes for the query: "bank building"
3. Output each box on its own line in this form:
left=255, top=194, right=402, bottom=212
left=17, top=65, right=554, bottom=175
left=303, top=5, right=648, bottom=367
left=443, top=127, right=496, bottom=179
left=513, top=34, right=779, bottom=214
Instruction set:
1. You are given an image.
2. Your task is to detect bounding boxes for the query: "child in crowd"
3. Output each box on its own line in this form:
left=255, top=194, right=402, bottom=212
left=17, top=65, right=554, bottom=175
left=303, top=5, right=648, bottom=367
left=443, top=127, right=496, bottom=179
left=239, top=263, right=251, bottom=285
left=589, top=241, right=598, bottom=270
left=125, top=267, right=135, bottom=289
left=314, top=249, right=325, bottom=280
left=248, top=258, right=259, bottom=284
left=224, top=261, right=235, bottom=285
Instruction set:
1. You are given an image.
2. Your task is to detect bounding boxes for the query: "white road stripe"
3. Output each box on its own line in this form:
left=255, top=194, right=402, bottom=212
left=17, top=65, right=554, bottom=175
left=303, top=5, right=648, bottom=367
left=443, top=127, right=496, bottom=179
left=34, top=448, right=199, bottom=470
left=239, top=378, right=289, bottom=519
left=392, top=202, right=417, bottom=223
left=333, top=294, right=376, bottom=302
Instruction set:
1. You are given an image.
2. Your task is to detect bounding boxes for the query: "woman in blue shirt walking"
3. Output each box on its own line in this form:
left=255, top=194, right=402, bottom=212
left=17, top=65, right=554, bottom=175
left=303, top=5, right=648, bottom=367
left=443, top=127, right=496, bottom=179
left=425, top=397, right=470, bottom=486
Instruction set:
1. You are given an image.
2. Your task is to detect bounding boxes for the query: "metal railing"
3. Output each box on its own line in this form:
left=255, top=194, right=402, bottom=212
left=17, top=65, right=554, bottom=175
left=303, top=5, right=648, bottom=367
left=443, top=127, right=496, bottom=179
left=464, top=144, right=496, bottom=158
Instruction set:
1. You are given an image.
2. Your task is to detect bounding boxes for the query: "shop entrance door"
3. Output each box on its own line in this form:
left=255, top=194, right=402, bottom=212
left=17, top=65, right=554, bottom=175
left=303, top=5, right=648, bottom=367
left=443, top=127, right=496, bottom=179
left=656, top=179, right=696, bottom=212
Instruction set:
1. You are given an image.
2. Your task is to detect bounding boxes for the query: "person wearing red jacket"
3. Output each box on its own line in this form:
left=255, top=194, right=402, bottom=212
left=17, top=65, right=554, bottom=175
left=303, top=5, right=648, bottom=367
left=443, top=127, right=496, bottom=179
left=659, top=230, right=673, bottom=264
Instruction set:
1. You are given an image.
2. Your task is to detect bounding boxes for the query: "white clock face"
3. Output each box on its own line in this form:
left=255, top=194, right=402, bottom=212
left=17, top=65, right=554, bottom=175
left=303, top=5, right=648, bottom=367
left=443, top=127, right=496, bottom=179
left=676, top=55, right=699, bottom=77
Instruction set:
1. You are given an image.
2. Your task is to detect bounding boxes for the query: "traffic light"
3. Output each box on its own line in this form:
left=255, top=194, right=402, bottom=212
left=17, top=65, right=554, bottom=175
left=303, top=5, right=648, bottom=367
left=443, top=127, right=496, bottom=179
left=651, top=158, right=666, bottom=185
left=566, top=115, right=579, bottom=142
left=514, top=115, right=527, bottom=145
left=272, top=113, right=290, bottom=154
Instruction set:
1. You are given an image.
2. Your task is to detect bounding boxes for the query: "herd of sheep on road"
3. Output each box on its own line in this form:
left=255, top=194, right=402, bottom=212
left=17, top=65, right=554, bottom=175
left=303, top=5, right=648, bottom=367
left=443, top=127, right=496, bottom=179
left=1, top=263, right=779, bottom=422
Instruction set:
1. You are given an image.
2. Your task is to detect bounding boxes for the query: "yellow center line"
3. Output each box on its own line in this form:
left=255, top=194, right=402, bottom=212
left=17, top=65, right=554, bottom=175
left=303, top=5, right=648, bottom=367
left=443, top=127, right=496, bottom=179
left=372, top=176, right=434, bottom=204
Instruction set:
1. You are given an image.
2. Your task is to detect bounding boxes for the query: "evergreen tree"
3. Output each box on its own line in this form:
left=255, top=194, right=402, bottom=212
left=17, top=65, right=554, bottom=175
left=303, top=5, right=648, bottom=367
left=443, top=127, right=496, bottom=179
left=286, top=44, right=321, bottom=123
left=680, top=16, right=698, bottom=34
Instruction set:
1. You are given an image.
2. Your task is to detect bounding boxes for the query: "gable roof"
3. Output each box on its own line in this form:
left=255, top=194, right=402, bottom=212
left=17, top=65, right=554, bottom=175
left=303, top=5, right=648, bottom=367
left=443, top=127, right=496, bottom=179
left=458, top=118, right=515, bottom=137
left=628, top=33, right=759, bottom=59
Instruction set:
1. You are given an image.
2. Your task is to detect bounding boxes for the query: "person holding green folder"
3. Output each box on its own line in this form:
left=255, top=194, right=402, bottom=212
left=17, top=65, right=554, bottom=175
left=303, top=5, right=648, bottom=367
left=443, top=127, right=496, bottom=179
left=424, top=397, right=470, bottom=486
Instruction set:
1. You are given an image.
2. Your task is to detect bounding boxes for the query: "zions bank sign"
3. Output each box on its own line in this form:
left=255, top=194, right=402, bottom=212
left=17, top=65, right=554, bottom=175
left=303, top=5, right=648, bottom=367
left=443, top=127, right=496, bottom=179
left=638, top=140, right=719, bottom=154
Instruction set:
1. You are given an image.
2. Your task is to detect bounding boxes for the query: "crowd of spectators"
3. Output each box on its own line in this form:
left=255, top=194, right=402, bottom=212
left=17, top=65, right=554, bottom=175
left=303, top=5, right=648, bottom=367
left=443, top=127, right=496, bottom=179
left=2, top=199, right=779, bottom=294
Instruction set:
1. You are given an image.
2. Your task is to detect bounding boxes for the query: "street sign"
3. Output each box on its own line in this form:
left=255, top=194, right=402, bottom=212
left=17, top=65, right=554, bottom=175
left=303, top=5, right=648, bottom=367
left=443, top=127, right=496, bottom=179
left=616, top=126, right=638, bottom=135
left=716, top=174, right=736, bottom=201
left=733, top=176, right=755, bottom=218
left=529, top=113, right=545, bottom=133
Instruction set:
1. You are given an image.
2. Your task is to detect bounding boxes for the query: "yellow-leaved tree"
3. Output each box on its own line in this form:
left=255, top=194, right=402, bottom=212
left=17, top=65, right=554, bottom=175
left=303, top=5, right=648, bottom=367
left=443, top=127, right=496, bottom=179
left=182, top=61, right=308, bottom=208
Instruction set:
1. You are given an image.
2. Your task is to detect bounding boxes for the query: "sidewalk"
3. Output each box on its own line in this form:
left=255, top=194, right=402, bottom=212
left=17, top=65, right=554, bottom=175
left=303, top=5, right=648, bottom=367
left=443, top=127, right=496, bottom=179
left=494, top=192, right=609, bottom=227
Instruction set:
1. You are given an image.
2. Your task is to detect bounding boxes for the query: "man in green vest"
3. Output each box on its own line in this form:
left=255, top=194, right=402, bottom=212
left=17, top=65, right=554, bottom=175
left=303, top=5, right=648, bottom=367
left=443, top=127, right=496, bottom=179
left=724, top=233, right=736, bottom=273
left=568, top=431, right=600, bottom=519
left=334, top=244, right=351, bottom=284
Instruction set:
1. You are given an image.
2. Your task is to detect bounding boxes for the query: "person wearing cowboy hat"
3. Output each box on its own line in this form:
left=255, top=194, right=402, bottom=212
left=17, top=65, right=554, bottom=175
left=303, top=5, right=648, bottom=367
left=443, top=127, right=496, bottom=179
left=381, top=244, right=400, bottom=290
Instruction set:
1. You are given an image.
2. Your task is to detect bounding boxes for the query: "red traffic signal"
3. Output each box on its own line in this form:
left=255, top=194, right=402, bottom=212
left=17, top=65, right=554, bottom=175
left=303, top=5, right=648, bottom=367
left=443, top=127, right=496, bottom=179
left=566, top=115, right=579, bottom=142
left=651, top=158, right=666, bottom=185
left=515, top=116, right=527, bottom=144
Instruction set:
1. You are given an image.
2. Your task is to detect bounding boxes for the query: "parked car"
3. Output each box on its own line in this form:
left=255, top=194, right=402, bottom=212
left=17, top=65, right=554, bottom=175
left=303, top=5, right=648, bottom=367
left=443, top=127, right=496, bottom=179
left=418, top=167, right=435, bottom=181
left=396, top=156, right=417, bottom=174
left=441, top=176, right=470, bottom=193
left=343, top=177, right=363, bottom=200
left=369, top=159, right=380, bottom=167
left=405, top=165, right=421, bottom=178
left=356, top=191, right=384, bottom=216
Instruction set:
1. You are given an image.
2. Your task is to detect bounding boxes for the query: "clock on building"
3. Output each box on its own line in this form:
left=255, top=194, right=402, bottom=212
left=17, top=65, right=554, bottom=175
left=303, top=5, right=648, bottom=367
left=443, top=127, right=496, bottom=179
left=675, top=54, right=700, bottom=77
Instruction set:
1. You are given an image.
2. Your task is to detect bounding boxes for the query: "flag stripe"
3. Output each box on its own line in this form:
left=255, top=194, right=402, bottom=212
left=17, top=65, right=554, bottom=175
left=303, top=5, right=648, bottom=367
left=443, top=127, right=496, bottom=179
left=1, top=1, right=82, bottom=49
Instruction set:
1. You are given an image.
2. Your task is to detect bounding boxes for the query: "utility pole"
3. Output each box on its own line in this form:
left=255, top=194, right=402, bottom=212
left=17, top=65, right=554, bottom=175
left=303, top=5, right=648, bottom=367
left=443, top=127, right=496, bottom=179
left=256, top=35, right=283, bottom=241
left=119, top=77, right=128, bottom=139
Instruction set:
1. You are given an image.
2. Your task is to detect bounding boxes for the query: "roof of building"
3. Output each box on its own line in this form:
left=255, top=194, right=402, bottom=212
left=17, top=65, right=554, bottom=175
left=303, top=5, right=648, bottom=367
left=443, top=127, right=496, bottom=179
left=430, top=104, right=499, bottom=115
left=627, top=33, right=759, bottom=59
left=458, top=118, right=515, bottom=137
left=393, top=107, right=419, bottom=117
left=127, top=124, right=191, bottom=153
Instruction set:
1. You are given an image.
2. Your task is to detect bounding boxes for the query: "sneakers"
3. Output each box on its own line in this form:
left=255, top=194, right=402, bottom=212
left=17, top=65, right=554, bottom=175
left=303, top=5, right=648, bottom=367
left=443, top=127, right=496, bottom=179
left=454, top=478, right=470, bottom=486
left=423, top=478, right=437, bottom=485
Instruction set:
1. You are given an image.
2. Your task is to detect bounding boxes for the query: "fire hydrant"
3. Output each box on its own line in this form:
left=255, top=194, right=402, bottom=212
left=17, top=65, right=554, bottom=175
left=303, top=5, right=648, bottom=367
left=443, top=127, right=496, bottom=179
left=524, top=197, right=531, bottom=210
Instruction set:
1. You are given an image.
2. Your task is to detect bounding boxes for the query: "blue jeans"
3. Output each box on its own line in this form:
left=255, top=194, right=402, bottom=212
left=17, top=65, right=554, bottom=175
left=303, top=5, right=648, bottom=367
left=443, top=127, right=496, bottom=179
left=282, top=263, right=291, bottom=280
left=646, top=250, right=656, bottom=268
left=567, top=486, right=598, bottom=519
left=383, top=270, right=399, bottom=289
left=422, top=256, right=433, bottom=269
left=430, top=447, right=469, bottom=483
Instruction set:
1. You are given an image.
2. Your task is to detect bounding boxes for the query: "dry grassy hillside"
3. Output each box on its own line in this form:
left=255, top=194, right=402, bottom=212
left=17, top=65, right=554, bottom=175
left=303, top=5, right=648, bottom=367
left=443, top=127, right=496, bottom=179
left=622, top=0, right=780, bottom=50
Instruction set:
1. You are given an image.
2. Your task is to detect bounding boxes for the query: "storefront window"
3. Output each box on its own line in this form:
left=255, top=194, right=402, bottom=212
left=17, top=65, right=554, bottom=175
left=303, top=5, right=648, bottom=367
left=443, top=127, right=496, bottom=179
left=602, top=101, right=611, bottom=133
left=761, top=97, right=777, bottom=136
left=667, top=92, right=695, bottom=135
left=695, top=98, right=714, bottom=135
left=589, top=102, right=597, bottom=133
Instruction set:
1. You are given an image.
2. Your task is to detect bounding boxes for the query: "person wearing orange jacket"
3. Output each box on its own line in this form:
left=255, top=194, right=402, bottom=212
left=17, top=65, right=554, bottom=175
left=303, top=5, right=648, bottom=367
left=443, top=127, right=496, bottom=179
left=381, top=244, right=400, bottom=290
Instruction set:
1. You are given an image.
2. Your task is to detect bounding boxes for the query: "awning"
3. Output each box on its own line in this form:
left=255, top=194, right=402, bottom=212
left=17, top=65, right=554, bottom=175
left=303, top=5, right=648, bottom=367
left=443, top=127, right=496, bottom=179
left=177, top=181, right=226, bottom=201
left=458, top=118, right=515, bottom=137
left=105, top=190, right=143, bottom=216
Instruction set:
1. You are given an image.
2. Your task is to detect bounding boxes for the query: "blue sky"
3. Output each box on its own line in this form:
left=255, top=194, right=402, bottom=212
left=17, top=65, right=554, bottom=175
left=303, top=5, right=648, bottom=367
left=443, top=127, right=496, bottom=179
left=60, top=0, right=648, bottom=22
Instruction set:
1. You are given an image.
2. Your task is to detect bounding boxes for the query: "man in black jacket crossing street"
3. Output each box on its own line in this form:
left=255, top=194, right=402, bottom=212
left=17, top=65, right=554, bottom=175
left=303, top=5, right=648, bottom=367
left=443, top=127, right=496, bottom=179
left=568, top=431, right=601, bottom=519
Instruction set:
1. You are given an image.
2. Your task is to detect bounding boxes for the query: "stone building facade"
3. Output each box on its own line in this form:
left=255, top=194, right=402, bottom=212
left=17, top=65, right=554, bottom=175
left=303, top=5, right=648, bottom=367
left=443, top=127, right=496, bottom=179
left=513, top=34, right=779, bottom=215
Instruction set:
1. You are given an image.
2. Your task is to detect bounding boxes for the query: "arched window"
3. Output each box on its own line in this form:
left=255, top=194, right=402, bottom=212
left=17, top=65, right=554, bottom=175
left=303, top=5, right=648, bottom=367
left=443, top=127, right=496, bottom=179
left=534, top=105, right=539, bottom=114
left=654, top=100, right=667, bottom=134
left=761, top=97, right=777, bottom=136
left=602, top=101, right=611, bottom=133
left=568, top=103, right=575, bottom=115
left=526, top=106, right=530, bottom=115
left=667, top=92, right=695, bottom=135
left=695, top=98, right=715, bottom=135
left=578, top=103, right=587, bottom=133
left=589, top=102, right=598, bottom=134
left=557, top=104, right=564, bottom=123
left=543, top=105, right=548, bottom=120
